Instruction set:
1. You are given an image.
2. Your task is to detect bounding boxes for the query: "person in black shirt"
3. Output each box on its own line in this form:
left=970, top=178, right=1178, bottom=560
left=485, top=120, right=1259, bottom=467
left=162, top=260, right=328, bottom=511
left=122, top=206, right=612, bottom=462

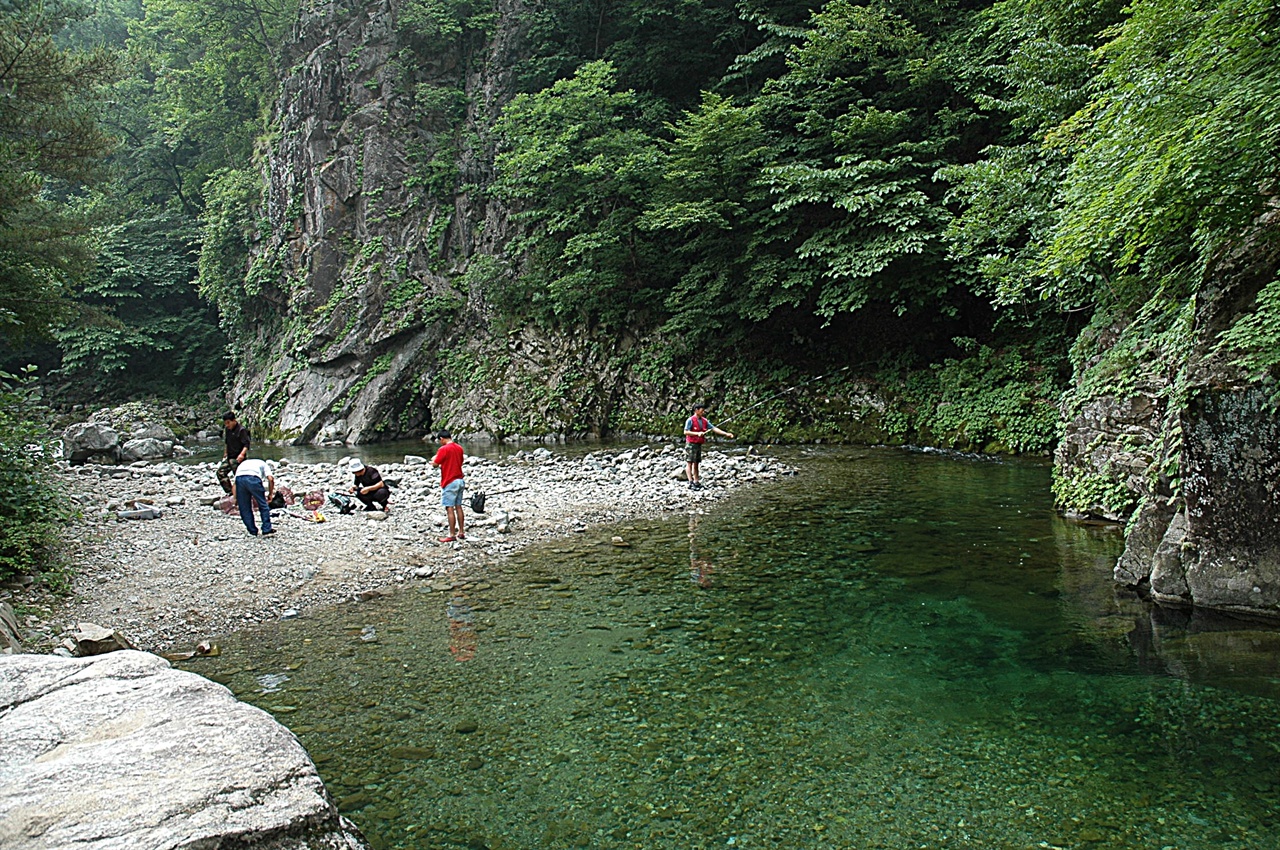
left=349, top=458, right=391, bottom=513
left=217, top=412, right=251, bottom=495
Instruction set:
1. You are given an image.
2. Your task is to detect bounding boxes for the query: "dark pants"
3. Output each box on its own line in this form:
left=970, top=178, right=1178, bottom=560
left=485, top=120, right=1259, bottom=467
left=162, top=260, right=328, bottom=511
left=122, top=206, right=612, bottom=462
left=356, top=486, right=390, bottom=510
left=235, top=475, right=272, bottom=535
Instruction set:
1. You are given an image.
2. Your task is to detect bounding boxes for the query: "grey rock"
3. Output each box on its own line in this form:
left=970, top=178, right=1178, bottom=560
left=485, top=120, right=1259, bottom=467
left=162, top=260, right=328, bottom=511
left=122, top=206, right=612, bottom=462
left=1063, top=207, right=1280, bottom=618
left=1174, top=387, right=1280, bottom=615
left=131, top=423, right=178, bottom=443
left=117, top=506, right=163, bottom=520
left=1114, top=499, right=1176, bottom=586
left=71, top=622, right=135, bottom=655
left=120, top=437, right=173, bottom=462
left=0, top=604, right=21, bottom=654
left=0, top=651, right=368, bottom=850
left=62, top=422, right=119, bottom=464
left=1149, top=510, right=1191, bottom=603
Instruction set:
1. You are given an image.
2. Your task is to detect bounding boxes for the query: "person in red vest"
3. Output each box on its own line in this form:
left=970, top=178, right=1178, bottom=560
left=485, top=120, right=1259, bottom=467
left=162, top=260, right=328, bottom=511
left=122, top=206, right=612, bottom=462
left=683, top=403, right=733, bottom=490
left=431, top=429, right=466, bottom=542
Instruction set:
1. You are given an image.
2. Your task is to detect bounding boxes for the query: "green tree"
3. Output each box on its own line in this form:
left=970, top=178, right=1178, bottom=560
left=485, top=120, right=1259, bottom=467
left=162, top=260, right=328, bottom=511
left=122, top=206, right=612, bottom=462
left=197, top=166, right=264, bottom=340
left=492, top=61, right=666, bottom=328
left=0, top=368, right=68, bottom=582
left=644, top=0, right=986, bottom=338
left=55, top=209, right=226, bottom=393
left=0, top=0, right=116, bottom=345
left=515, top=0, right=754, bottom=107
left=938, top=0, right=1122, bottom=306
left=128, top=0, right=299, bottom=187
left=639, top=92, right=775, bottom=332
left=398, top=0, right=496, bottom=52
left=1042, top=0, right=1280, bottom=309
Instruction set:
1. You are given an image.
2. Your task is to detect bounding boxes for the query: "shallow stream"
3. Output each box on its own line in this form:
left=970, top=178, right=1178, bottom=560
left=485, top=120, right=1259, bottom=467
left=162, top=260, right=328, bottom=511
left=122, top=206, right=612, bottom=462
left=198, top=447, right=1280, bottom=849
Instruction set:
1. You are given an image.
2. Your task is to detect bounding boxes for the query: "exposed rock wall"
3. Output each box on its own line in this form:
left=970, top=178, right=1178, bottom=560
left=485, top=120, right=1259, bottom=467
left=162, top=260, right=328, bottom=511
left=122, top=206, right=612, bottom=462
left=231, top=0, right=961, bottom=448
left=1060, top=211, right=1280, bottom=618
left=236, top=0, right=534, bottom=444
left=1153, top=387, right=1280, bottom=613
left=0, top=651, right=367, bottom=850
left=236, top=0, right=773, bottom=446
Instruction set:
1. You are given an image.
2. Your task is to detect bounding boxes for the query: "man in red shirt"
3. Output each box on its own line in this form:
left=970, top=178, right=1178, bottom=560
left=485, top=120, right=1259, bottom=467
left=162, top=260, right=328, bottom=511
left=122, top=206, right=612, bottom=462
left=431, top=430, right=465, bottom=542
left=684, top=403, right=733, bottom=490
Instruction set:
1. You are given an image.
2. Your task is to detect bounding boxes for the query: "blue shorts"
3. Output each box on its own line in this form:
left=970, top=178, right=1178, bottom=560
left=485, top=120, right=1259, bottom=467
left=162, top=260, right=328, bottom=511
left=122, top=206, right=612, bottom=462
left=442, top=478, right=465, bottom=507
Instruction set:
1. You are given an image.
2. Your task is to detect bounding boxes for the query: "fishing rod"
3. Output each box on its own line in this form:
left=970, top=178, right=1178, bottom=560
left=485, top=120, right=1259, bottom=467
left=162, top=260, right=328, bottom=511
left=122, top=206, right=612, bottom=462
left=718, top=364, right=855, bottom=426
left=469, top=485, right=528, bottom=514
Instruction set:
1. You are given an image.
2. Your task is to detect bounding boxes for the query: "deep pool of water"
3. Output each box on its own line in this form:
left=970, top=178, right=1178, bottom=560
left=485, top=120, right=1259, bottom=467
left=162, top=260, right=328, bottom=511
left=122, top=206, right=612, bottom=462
left=198, top=447, right=1280, bottom=850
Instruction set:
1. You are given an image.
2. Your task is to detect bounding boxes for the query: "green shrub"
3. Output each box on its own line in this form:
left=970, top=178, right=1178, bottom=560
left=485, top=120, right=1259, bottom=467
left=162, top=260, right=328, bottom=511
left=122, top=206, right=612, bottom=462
left=0, top=368, right=70, bottom=584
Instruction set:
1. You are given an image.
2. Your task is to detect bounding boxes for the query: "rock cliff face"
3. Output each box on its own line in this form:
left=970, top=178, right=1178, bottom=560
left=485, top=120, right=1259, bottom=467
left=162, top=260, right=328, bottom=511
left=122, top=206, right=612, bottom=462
left=1058, top=212, right=1280, bottom=618
left=235, top=0, right=533, bottom=443
left=0, top=651, right=367, bottom=850
left=230, top=0, right=927, bottom=446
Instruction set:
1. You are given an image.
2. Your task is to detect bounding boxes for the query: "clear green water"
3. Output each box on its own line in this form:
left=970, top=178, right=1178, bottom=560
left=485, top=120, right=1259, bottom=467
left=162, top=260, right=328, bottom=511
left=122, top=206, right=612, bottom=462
left=199, top=448, right=1280, bottom=850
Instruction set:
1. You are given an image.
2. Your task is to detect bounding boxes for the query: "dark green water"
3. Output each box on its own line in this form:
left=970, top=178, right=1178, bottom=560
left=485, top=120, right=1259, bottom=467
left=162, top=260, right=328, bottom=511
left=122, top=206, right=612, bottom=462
left=199, top=448, right=1280, bottom=850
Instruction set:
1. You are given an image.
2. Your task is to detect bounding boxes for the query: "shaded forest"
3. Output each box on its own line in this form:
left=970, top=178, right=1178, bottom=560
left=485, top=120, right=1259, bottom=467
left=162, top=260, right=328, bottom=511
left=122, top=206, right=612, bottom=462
left=3, top=0, right=1280, bottom=572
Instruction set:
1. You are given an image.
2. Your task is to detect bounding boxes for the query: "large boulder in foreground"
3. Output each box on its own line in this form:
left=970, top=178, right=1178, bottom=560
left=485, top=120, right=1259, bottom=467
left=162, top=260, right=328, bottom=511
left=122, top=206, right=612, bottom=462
left=0, top=651, right=367, bottom=850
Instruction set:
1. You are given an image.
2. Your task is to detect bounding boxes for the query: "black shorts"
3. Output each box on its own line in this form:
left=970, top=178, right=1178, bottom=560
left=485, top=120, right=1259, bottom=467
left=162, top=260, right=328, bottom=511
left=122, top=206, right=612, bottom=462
left=685, top=442, right=703, bottom=464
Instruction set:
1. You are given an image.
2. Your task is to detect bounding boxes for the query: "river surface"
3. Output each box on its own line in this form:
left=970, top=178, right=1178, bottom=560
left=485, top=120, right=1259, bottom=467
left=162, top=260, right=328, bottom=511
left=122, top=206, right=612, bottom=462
left=197, top=447, right=1280, bottom=850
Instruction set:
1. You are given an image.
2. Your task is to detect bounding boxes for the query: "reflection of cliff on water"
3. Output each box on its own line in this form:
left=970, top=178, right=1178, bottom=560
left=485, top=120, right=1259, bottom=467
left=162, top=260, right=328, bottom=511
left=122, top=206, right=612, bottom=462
left=1127, top=606, right=1280, bottom=700
left=1053, top=516, right=1280, bottom=700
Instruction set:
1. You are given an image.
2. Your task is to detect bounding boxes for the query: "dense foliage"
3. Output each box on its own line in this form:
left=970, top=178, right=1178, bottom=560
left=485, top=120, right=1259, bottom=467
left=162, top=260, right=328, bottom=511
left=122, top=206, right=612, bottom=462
left=0, top=0, right=1276, bottom=474
left=0, top=369, right=70, bottom=583
left=491, top=0, right=1279, bottom=452
left=0, top=0, right=297, bottom=398
left=0, top=0, right=115, bottom=346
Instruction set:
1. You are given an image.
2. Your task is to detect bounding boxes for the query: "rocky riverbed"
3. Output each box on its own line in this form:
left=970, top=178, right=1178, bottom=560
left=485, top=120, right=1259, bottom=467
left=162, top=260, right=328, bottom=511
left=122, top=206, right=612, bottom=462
left=12, top=443, right=790, bottom=654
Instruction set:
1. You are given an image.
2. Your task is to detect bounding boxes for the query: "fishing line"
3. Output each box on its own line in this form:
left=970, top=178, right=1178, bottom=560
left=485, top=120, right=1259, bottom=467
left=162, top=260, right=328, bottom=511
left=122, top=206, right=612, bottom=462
left=719, top=364, right=855, bottom=425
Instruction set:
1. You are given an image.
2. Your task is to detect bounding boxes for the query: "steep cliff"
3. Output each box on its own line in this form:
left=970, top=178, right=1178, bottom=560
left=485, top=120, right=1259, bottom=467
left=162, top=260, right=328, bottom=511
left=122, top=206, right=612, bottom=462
left=232, top=0, right=525, bottom=443
left=235, top=0, right=697, bottom=443
left=229, top=0, right=1068, bottom=450
left=1058, top=211, right=1280, bottom=618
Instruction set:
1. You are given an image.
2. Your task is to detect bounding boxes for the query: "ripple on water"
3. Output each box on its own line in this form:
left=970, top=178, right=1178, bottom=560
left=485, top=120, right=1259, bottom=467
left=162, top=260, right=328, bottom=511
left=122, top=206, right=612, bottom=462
left=197, top=448, right=1280, bottom=850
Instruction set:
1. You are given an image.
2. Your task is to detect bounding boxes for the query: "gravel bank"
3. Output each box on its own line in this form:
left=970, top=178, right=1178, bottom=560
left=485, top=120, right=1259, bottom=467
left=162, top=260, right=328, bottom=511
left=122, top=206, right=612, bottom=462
left=11, top=443, right=790, bottom=653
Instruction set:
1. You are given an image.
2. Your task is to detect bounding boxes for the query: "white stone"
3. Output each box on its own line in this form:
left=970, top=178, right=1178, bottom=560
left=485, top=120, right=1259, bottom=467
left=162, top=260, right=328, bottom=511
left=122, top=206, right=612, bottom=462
left=0, top=652, right=367, bottom=849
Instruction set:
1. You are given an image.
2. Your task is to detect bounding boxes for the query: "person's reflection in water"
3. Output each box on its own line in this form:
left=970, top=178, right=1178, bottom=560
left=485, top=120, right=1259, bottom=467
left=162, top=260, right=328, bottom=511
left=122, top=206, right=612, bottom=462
left=689, top=513, right=714, bottom=588
left=447, top=595, right=477, bottom=662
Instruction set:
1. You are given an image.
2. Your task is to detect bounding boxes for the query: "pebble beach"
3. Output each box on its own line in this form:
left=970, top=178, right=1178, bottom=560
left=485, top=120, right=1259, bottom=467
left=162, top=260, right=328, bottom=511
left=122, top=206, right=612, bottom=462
left=14, top=443, right=791, bottom=654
